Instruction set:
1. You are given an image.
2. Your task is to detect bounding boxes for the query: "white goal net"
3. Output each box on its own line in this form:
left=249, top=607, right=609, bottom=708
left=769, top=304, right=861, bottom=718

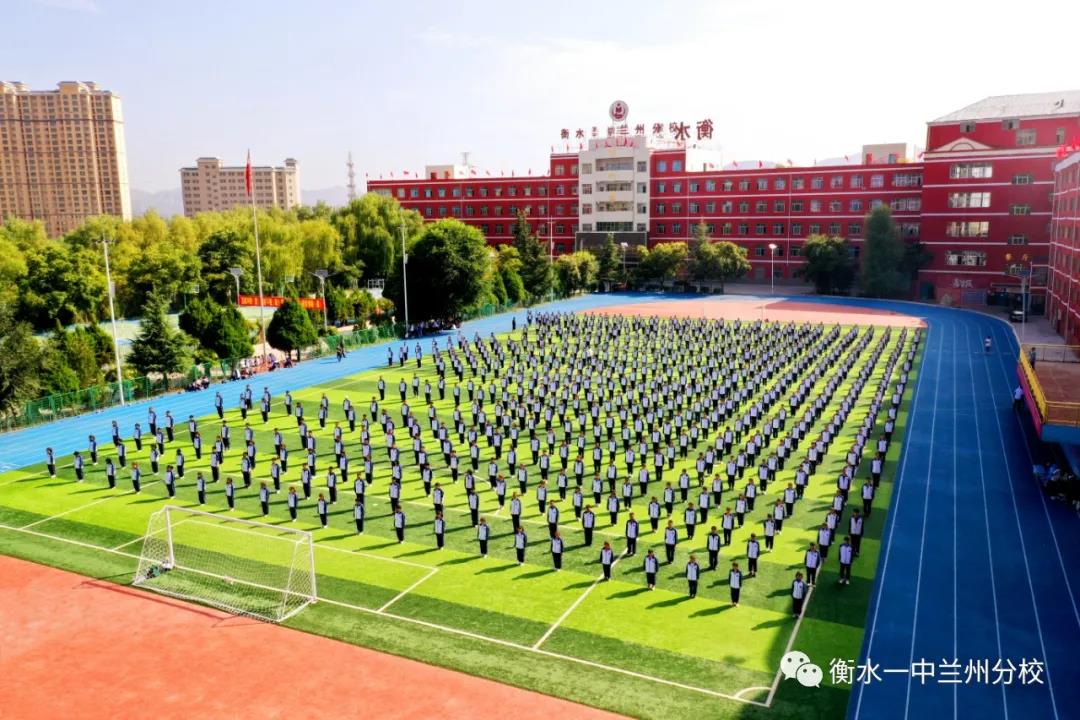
left=132, top=505, right=316, bottom=622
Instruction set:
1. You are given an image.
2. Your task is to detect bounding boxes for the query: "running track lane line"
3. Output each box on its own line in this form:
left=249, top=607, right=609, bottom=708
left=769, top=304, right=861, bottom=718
left=980, top=324, right=1060, bottom=720
left=531, top=549, right=628, bottom=650
left=966, top=323, right=1009, bottom=718
left=0, top=520, right=769, bottom=708
left=902, top=320, right=946, bottom=720
left=987, top=322, right=1080, bottom=634
left=852, top=323, right=934, bottom=720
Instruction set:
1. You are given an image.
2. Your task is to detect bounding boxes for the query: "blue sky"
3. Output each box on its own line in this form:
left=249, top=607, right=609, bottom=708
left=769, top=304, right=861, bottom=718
left=6, top=0, right=1080, bottom=192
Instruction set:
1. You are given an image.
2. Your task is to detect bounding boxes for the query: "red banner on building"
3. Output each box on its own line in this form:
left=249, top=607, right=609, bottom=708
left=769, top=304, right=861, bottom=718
left=237, top=294, right=325, bottom=310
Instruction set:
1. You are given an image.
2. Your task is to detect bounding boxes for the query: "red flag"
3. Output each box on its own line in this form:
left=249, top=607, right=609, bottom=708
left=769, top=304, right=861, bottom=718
left=528, top=168, right=532, bottom=175
left=758, top=161, right=763, bottom=169
left=470, top=167, right=477, bottom=175
left=245, top=150, right=253, bottom=196
left=844, top=155, right=850, bottom=162
left=403, top=170, right=410, bottom=176
left=732, top=161, right=738, bottom=168
left=786, top=158, right=793, bottom=165
left=485, top=170, right=491, bottom=176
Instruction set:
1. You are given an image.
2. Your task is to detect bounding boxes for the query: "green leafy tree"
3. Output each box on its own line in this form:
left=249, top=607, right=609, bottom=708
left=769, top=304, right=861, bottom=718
left=0, top=302, right=42, bottom=416
left=511, top=210, right=553, bottom=300
left=267, top=299, right=319, bottom=361
left=803, top=234, right=857, bottom=294
left=594, top=233, right=620, bottom=289
left=689, top=239, right=751, bottom=292
left=179, top=296, right=252, bottom=360
left=495, top=245, right=526, bottom=303
left=332, top=195, right=423, bottom=281
left=128, top=293, right=189, bottom=377
left=859, top=206, right=907, bottom=298
left=384, top=219, right=491, bottom=323
left=18, top=242, right=106, bottom=330
left=197, top=228, right=253, bottom=303
left=637, top=242, right=688, bottom=290
left=901, top=240, right=933, bottom=295
left=48, top=325, right=104, bottom=389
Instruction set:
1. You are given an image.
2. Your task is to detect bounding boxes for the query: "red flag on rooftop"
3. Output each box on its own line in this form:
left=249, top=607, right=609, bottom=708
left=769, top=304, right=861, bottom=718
left=245, top=150, right=253, bottom=196
left=758, top=161, right=763, bottom=169
left=528, top=168, right=532, bottom=175
left=844, top=155, right=850, bottom=162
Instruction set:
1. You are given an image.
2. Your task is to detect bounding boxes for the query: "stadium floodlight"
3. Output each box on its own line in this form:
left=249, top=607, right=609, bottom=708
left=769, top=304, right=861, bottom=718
left=133, top=505, right=316, bottom=623
left=311, top=269, right=330, bottom=330
left=227, top=267, right=244, bottom=305
left=100, top=235, right=125, bottom=406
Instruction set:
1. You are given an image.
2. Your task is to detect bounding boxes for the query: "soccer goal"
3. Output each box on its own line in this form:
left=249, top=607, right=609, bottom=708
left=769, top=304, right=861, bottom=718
left=132, top=505, right=316, bottom=622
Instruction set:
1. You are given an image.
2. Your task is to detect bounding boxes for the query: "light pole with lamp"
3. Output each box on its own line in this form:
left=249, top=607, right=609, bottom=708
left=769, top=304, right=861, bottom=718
left=100, top=235, right=125, bottom=406
left=619, top=242, right=629, bottom=287
left=227, top=267, right=244, bottom=305
left=399, top=224, right=410, bottom=338
left=312, top=269, right=330, bottom=331
left=768, top=243, right=778, bottom=295
left=1006, top=252, right=1032, bottom=347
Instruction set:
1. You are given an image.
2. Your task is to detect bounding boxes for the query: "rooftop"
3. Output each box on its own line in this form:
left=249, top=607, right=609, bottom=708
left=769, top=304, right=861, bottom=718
left=931, top=90, right=1080, bottom=123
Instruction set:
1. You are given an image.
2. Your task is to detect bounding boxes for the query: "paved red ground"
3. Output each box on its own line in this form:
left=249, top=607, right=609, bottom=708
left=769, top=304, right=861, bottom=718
left=587, top=298, right=925, bottom=328
left=0, top=555, right=624, bottom=720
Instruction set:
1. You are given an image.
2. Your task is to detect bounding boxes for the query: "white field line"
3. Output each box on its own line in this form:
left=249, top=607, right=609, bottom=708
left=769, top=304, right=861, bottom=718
left=532, top=549, right=627, bottom=650
left=19, top=489, right=152, bottom=530
left=0, top=520, right=769, bottom=708
left=313, top=541, right=439, bottom=571
left=377, top=566, right=440, bottom=612
left=764, top=586, right=813, bottom=706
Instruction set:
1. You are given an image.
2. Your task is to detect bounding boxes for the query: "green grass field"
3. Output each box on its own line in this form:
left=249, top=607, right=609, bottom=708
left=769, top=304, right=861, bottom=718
left=0, top=318, right=920, bottom=720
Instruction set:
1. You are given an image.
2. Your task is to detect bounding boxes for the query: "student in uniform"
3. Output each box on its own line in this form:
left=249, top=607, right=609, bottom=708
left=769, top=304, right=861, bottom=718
left=606, top=492, right=620, bottom=526
left=686, top=555, right=701, bottom=598
left=581, top=505, right=596, bottom=546
left=224, top=476, right=236, bottom=509
left=721, top=507, right=735, bottom=545
left=572, top=487, right=584, bottom=520
left=432, top=483, right=445, bottom=515
left=683, top=502, right=697, bottom=540
left=663, top=482, right=675, bottom=517
left=477, top=518, right=491, bottom=557
left=848, top=509, right=864, bottom=557
left=259, top=482, right=271, bottom=516
left=317, top=494, right=329, bottom=528
left=837, top=536, right=854, bottom=585
left=647, top=496, right=661, bottom=532
left=663, top=520, right=679, bottom=564
left=88, top=435, right=99, bottom=465
left=746, top=533, right=761, bottom=577
left=434, top=512, right=446, bottom=549
left=706, top=526, right=721, bottom=570
left=624, top=513, right=639, bottom=556
left=130, top=462, right=142, bottom=493
left=73, top=451, right=85, bottom=482
left=105, top=458, right=117, bottom=489
left=728, top=561, right=743, bottom=606
left=513, top=527, right=528, bottom=564
left=804, top=543, right=821, bottom=586
left=467, top=491, right=480, bottom=527
left=861, top=480, right=875, bottom=517
left=643, top=549, right=659, bottom=590
left=763, top=516, right=776, bottom=551
left=546, top=501, right=560, bottom=538
left=393, top=508, right=406, bottom=543
left=791, top=571, right=808, bottom=617
left=163, top=466, right=176, bottom=498
left=816, top=523, right=832, bottom=560
left=550, top=531, right=564, bottom=570
left=599, top=541, right=615, bottom=580
left=196, top=472, right=208, bottom=504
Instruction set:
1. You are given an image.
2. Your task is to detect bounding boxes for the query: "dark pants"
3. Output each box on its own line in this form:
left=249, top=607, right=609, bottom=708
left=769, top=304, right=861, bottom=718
left=665, top=544, right=675, bottom=564
left=708, top=550, right=719, bottom=570
left=552, top=552, right=562, bottom=569
left=479, top=540, right=488, bottom=556
left=436, top=533, right=445, bottom=549
left=584, top=527, right=593, bottom=546
left=166, top=483, right=175, bottom=498
left=261, top=500, right=269, bottom=515
left=395, top=527, right=404, bottom=542
left=516, top=547, right=525, bottom=563
left=731, top=587, right=740, bottom=604
left=748, top=557, right=758, bottom=575
left=765, top=535, right=774, bottom=550
left=688, top=579, right=698, bottom=597
left=807, top=566, right=818, bottom=584
left=132, top=477, right=141, bottom=493
left=646, top=571, right=656, bottom=586
left=470, top=508, right=479, bottom=526
left=851, top=534, right=862, bottom=555
left=839, top=563, right=852, bottom=583
left=319, top=512, right=328, bottom=528
left=863, top=499, right=872, bottom=517
left=686, top=523, right=696, bottom=540
left=226, top=494, right=234, bottom=509
left=602, top=563, right=612, bottom=580
left=793, top=596, right=804, bottom=615
left=626, top=537, right=637, bottom=555
left=723, top=528, right=732, bottom=545
left=511, top=514, right=521, bottom=531
left=289, top=506, right=297, bottom=520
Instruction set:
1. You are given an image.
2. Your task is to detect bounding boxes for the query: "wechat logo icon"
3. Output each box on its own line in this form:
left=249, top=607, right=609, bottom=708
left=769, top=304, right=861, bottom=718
left=780, top=650, right=823, bottom=688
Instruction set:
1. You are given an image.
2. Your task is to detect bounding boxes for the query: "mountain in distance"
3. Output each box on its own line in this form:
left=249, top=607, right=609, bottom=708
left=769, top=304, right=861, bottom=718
left=130, top=187, right=184, bottom=217
left=301, top=186, right=350, bottom=208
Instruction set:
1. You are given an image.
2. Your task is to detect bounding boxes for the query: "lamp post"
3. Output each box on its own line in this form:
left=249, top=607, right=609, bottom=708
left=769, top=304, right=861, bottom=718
left=619, top=242, right=629, bottom=286
left=312, top=269, right=330, bottom=331
left=768, top=243, right=778, bottom=296
left=1006, top=252, right=1032, bottom=347
left=227, top=267, right=243, bottom=305
left=400, top=224, right=410, bottom=338
left=100, top=235, right=125, bottom=406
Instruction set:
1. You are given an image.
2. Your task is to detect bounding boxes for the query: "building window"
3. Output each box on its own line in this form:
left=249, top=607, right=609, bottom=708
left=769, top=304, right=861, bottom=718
left=754, top=246, right=766, bottom=256
left=755, top=201, right=767, bottom=213
left=850, top=175, right=863, bottom=188
left=1003, top=119, right=1019, bottom=130
left=946, top=221, right=990, bottom=237
left=960, top=121, right=976, bottom=133
left=950, top=162, right=993, bottom=179
left=828, top=223, right=840, bottom=234
left=738, top=223, right=749, bottom=234
left=689, top=202, right=699, bottom=213
left=479, top=188, right=488, bottom=198
left=848, top=222, right=861, bottom=235
left=1008, top=234, right=1029, bottom=245
left=689, top=182, right=700, bottom=192
left=582, top=184, right=592, bottom=194
left=556, top=185, right=566, bottom=196
left=582, top=223, right=593, bottom=231
left=1010, top=204, right=1031, bottom=215
left=555, top=165, right=565, bottom=176
left=437, top=188, right=446, bottom=198
left=870, top=174, right=884, bottom=188
left=809, top=223, right=821, bottom=234
left=723, top=180, right=734, bottom=191
left=773, top=223, right=784, bottom=235
left=1012, top=174, right=1032, bottom=185
left=791, top=246, right=803, bottom=257
left=774, top=200, right=785, bottom=212
left=638, top=183, right=647, bottom=193
left=791, top=223, right=803, bottom=235
left=893, top=173, right=923, bottom=187
left=672, top=223, right=681, bottom=234
left=829, top=200, right=842, bottom=213
left=672, top=160, right=683, bottom=172
left=791, top=200, right=804, bottom=212
left=1016, top=129, right=1036, bottom=146
left=396, top=188, right=405, bottom=199
left=465, top=206, right=474, bottom=216
left=480, top=206, right=489, bottom=216
left=775, top=178, right=786, bottom=190
left=755, top=223, right=766, bottom=235
left=657, top=160, right=668, bottom=172
left=672, top=182, right=682, bottom=193
left=811, top=176, right=824, bottom=190
left=850, top=199, right=863, bottom=212
left=656, top=182, right=666, bottom=193
left=721, top=201, right=732, bottom=213
left=582, top=204, right=592, bottom=215
left=705, top=180, right=716, bottom=191
left=739, top=201, right=750, bottom=213
left=656, top=203, right=666, bottom=214
left=638, top=204, right=647, bottom=214
left=756, top=179, right=768, bottom=191
left=1056, top=128, right=1066, bottom=144
left=792, top=178, right=805, bottom=190
left=705, top=202, right=716, bottom=213
left=451, top=206, right=460, bottom=216
left=739, top=180, right=750, bottom=191
left=423, top=188, right=433, bottom=198
left=945, top=250, right=988, bottom=266
left=570, top=164, right=578, bottom=175
left=581, top=163, right=592, bottom=174
left=636, top=161, right=646, bottom=172
left=948, top=192, right=991, bottom=208
left=556, top=223, right=566, bottom=234
left=671, top=203, right=682, bottom=213
left=830, top=176, right=843, bottom=189
left=424, top=207, right=433, bottom=217
left=810, top=199, right=822, bottom=212
left=722, top=222, right=733, bottom=235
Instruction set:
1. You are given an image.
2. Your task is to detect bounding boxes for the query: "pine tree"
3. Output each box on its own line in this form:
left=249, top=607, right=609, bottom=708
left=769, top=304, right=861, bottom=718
left=128, top=292, right=189, bottom=377
left=267, top=299, right=319, bottom=361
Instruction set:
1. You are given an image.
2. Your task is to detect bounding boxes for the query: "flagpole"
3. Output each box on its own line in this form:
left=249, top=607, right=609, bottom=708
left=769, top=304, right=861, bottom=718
left=247, top=150, right=267, bottom=363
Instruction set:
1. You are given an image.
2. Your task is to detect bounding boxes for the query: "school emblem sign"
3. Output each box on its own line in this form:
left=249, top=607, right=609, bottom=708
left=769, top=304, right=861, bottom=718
left=609, top=100, right=629, bottom=122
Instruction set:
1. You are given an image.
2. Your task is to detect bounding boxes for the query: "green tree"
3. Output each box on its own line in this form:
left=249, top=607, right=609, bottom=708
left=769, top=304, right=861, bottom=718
left=197, top=228, right=253, bottom=303
left=689, top=239, right=752, bottom=292
left=637, top=242, right=688, bottom=290
left=555, top=251, right=600, bottom=295
left=332, top=195, right=423, bottom=281
left=511, top=210, right=553, bottom=300
left=18, top=242, right=106, bottom=330
left=48, top=325, right=104, bottom=389
left=594, top=233, right=620, bottom=290
left=803, top=234, right=856, bottom=294
left=0, top=302, right=42, bottom=416
left=179, top=296, right=252, bottom=360
left=267, top=299, right=319, bottom=361
left=128, top=293, right=189, bottom=377
left=384, top=219, right=491, bottom=323
left=859, top=206, right=907, bottom=297
left=495, top=245, right=526, bottom=303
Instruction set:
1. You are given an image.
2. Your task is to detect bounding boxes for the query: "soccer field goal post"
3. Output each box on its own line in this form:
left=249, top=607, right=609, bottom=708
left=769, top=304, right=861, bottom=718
left=132, top=505, right=317, bottom=623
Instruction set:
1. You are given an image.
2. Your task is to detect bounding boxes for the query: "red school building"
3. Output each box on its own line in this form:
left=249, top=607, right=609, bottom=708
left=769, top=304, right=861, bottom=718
left=368, top=91, right=1080, bottom=308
